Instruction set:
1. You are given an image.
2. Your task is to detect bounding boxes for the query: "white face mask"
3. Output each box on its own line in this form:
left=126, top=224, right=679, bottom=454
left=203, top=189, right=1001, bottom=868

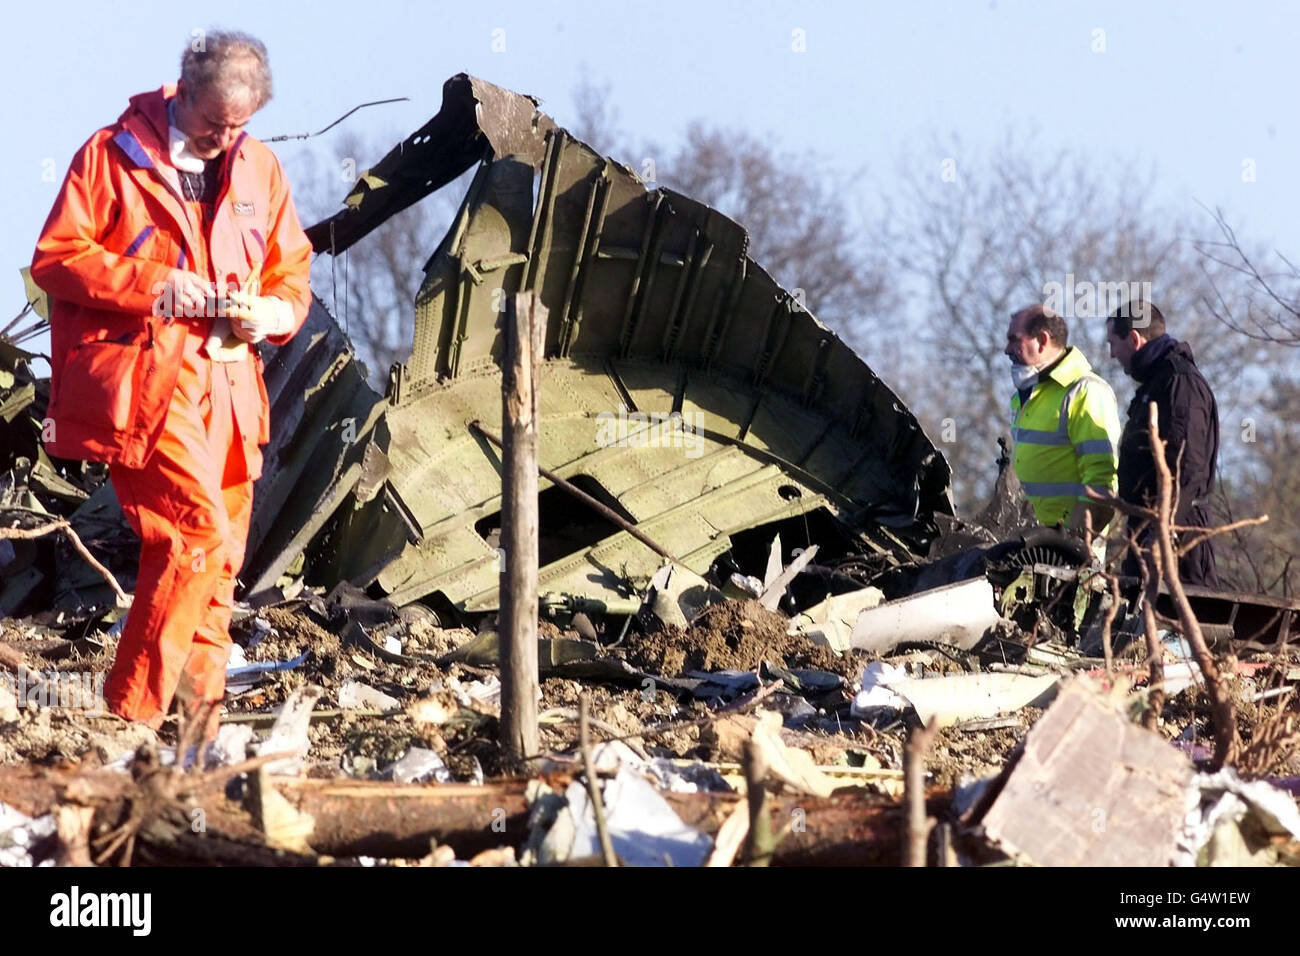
left=1009, top=363, right=1040, bottom=390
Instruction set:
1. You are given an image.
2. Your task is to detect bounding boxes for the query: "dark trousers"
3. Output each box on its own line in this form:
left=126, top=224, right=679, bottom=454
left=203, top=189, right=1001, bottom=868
left=1120, top=502, right=1219, bottom=589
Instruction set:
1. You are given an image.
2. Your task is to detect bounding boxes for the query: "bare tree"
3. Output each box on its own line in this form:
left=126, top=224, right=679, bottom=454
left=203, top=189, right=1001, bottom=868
left=567, top=67, right=622, bottom=158
left=881, top=131, right=1268, bottom=527
left=1198, top=206, right=1300, bottom=346
left=566, top=74, right=896, bottom=360
left=1191, top=209, right=1300, bottom=594
left=654, top=124, right=894, bottom=339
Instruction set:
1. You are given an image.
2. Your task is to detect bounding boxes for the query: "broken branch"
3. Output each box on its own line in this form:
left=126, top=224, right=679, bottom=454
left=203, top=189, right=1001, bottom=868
left=1175, top=515, right=1270, bottom=556
left=904, top=723, right=936, bottom=867
left=0, top=517, right=130, bottom=607
left=579, top=693, right=617, bottom=867
left=1145, top=402, right=1238, bottom=768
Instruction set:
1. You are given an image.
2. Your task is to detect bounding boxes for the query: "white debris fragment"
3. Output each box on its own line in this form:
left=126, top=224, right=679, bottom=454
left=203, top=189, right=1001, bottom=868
left=850, top=577, right=1002, bottom=654
left=0, top=802, right=57, bottom=867
left=259, top=684, right=324, bottom=775
left=226, top=644, right=248, bottom=671
left=448, top=675, right=502, bottom=717
left=850, top=661, right=910, bottom=718
left=588, top=739, right=648, bottom=775
left=383, top=746, right=451, bottom=785
left=543, top=767, right=713, bottom=867
left=1177, top=768, right=1300, bottom=867
left=207, top=723, right=255, bottom=767
left=790, top=586, right=886, bottom=654
left=338, top=679, right=400, bottom=711
left=889, top=671, right=1060, bottom=728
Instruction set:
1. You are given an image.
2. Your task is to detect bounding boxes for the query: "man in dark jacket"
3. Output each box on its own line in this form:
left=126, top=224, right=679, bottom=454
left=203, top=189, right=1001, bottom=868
left=1106, top=300, right=1219, bottom=586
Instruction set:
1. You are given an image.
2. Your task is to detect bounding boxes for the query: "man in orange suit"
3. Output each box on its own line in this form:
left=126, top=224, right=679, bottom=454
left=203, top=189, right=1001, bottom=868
left=31, top=31, right=312, bottom=736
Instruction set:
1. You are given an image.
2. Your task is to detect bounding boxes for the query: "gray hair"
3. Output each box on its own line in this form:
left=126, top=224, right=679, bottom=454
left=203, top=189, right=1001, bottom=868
left=179, top=30, right=272, bottom=110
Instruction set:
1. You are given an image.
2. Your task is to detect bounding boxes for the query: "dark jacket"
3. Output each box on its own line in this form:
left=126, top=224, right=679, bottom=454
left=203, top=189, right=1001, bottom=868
left=1117, top=335, right=1219, bottom=586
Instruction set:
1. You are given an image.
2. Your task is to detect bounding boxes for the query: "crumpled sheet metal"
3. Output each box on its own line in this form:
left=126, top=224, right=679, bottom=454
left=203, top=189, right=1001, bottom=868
left=318, top=76, right=953, bottom=612
left=305, top=74, right=555, bottom=256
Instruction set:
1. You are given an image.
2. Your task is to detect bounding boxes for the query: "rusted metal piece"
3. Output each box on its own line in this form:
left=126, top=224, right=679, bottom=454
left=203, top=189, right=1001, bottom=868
left=1159, top=582, right=1300, bottom=648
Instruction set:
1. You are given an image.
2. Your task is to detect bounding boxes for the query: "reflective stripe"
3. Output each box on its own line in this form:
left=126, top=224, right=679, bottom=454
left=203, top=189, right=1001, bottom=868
left=1014, top=374, right=1115, bottom=450
left=1013, top=427, right=1070, bottom=446
left=1012, top=353, right=1121, bottom=528
left=111, top=129, right=153, bottom=171
left=124, top=225, right=155, bottom=257
left=1021, top=481, right=1085, bottom=497
left=1074, top=438, right=1115, bottom=456
left=1082, top=484, right=1110, bottom=496
left=1058, top=374, right=1111, bottom=433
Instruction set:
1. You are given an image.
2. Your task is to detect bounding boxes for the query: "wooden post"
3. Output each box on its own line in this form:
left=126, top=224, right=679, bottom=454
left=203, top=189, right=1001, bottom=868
left=904, top=724, right=935, bottom=867
left=499, top=293, right=546, bottom=765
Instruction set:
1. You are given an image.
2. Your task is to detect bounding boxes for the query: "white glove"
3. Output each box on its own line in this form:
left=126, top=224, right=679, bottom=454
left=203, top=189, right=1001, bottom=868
left=227, top=292, right=294, bottom=344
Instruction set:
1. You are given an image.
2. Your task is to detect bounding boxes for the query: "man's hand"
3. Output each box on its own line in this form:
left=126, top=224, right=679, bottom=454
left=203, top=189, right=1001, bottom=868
left=227, top=291, right=294, bottom=344
left=166, top=270, right=210, bottom=317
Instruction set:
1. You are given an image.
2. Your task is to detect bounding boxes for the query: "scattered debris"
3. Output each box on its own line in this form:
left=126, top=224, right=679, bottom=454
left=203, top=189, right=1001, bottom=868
left=4, top=73, right=1299, bottom=870
left=789, top=586, right=885, bottom=654
left=338, top=680, right=401, bottom=712
left=1179, top=768, right=1300, bottom=866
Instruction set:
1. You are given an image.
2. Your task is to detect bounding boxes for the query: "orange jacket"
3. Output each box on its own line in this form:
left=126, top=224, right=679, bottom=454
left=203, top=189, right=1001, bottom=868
left=30, top=86, right=312, bottom=468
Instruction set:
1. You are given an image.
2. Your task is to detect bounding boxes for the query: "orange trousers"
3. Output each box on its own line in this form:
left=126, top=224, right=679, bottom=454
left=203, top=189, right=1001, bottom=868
left=104, top=332, right=259, bottom=731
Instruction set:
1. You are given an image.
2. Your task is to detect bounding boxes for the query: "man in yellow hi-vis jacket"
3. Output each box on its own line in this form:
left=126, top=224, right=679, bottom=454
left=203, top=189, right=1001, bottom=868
left=1005, top=305, right=1121, bottom=545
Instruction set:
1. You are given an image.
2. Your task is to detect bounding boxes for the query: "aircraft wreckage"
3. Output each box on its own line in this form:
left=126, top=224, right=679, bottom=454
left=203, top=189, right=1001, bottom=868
left=4, top=74, right=1297, bottom=652
left=10, top=74, right=948, bottom=618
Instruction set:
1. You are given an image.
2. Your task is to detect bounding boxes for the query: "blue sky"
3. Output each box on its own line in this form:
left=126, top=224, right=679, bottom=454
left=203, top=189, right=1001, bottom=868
left=7, top=0, right=1297, bottom=357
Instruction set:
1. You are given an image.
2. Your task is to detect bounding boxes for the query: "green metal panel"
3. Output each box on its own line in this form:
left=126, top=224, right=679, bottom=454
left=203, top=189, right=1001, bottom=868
left=310, top=77, right=952, bottom=614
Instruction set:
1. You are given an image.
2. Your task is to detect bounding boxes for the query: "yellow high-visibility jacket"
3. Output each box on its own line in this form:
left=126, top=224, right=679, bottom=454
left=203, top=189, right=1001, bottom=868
left=1010, top=346, right=1121, bottom=528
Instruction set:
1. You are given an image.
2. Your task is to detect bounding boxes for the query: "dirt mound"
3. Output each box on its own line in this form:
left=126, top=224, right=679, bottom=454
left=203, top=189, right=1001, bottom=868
left=623, top=599, right=841, bottom=677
